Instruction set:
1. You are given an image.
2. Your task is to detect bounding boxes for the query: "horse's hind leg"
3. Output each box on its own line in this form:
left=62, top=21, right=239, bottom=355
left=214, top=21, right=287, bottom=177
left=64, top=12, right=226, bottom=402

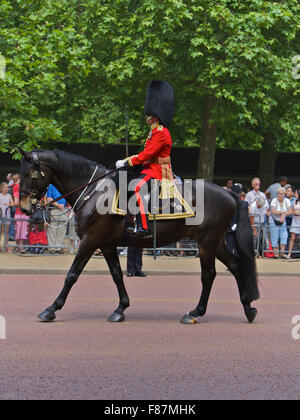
left=216, top=241, right=257, bottom=323
left=102, top=246, right=130, bottom=322
left=181, top=244, right=216, bottom=324
left=38, top=239, right=96, bottom=322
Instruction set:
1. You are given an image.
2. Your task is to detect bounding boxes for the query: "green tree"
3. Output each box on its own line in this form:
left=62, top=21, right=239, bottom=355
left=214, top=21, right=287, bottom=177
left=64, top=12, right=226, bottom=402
left=0, top=0, right=299, bottom=185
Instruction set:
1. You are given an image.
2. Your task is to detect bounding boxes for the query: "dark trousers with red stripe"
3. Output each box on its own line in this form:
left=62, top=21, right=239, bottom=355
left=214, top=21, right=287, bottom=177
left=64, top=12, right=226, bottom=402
left=134, top=174, right=152, bottom=230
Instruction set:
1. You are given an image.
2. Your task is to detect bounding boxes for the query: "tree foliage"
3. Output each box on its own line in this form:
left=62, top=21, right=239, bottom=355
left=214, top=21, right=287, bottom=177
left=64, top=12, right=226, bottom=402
left=0, top=0, right=299, bottom=174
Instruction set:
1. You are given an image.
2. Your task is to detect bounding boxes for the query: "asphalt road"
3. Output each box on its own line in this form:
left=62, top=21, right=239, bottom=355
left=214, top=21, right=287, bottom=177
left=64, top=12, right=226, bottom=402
left=0, top=274, right=299, bottom=400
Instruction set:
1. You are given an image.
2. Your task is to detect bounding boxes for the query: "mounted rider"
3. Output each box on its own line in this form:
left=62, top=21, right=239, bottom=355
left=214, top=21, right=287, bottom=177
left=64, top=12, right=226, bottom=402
left=115, top=80, right=175, bottom=237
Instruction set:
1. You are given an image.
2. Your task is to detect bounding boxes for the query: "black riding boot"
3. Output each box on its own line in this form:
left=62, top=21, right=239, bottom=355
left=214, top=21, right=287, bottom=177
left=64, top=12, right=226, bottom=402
left=127, top=213, right=152, bottom=238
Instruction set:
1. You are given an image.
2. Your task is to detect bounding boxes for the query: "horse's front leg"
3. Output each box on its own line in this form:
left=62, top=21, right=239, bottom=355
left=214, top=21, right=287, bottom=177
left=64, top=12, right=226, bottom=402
left=38, top=240, right=96, bottom=322
left=102, top=246, right=130, bottom=322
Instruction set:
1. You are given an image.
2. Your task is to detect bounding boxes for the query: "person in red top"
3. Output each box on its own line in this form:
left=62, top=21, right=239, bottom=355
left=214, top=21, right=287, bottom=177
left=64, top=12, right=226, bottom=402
left=116, top=80, right=174, bottom=237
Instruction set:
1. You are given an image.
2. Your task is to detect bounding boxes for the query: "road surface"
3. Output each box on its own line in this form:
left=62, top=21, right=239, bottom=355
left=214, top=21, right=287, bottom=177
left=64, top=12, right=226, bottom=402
left=0, top=274, right=299, bottom=400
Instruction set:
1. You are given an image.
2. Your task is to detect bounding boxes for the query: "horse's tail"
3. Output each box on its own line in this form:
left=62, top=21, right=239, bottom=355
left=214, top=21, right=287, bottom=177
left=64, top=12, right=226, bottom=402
left=229, top=192, right=260, bottom=302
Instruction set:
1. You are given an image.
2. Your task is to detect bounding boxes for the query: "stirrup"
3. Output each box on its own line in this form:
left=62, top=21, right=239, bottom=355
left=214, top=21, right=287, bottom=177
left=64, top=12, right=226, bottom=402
left=127, top=225, right=137, bottom=234
left=127, top=225, right=152, bottom=238
left=136, top=227, right=153, bottom=238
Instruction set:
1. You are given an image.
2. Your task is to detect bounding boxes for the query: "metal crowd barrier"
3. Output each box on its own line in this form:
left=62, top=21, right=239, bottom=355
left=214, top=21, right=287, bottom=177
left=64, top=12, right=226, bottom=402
left=0, top=208, right=78, bottom=254
left=1, top=211, right=300, bottom=258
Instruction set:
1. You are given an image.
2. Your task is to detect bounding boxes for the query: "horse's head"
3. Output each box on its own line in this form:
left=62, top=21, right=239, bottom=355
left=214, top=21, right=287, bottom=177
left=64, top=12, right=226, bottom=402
left=19, top=150, right=53, bottom=215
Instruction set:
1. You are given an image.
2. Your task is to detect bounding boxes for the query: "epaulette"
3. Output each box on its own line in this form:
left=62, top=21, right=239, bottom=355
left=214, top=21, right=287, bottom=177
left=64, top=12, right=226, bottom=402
left=157, top=125, right=163, bottom=131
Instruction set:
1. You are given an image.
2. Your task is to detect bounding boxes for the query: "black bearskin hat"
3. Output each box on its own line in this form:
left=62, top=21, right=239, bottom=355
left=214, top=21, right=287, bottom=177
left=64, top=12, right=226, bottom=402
left=144, top=80, right=174, bottom=127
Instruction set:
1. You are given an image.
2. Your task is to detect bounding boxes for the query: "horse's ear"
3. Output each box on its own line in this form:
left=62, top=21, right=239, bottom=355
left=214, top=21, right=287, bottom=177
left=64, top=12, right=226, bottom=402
left=18, top=147, right=31, bottom=163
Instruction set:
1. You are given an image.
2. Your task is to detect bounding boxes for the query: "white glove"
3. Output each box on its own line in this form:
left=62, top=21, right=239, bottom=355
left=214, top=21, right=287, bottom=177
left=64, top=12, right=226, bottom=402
left=116, top=160, right=125, bottom=169
left=231, top=223, right=237, bottom=231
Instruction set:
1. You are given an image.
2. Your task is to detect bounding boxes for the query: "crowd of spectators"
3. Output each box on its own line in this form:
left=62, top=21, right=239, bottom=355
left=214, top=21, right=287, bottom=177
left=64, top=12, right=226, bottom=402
left=0, top=174, right=76, bottom=255
left=1, top=171, right=300, bottom=259
left=224, top=176, right=300, bottom=259
left=0, top=173, right=31, bottom=253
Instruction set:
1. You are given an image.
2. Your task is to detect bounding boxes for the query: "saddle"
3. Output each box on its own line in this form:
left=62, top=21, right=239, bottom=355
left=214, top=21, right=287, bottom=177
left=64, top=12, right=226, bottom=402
left=111, top=179, right=195, bottom=221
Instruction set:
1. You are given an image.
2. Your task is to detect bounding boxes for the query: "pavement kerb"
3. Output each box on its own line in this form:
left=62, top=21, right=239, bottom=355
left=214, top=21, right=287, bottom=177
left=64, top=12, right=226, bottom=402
left=1, top=253, right=300, bottom=277
left=0, top=267, right=299, bottom=277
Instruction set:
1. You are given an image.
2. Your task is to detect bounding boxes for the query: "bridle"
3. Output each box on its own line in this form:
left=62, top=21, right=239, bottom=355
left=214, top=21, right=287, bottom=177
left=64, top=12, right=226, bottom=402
left=20, top=150, right=51, bottom=205
left=19, top=149, right=119, bottom=211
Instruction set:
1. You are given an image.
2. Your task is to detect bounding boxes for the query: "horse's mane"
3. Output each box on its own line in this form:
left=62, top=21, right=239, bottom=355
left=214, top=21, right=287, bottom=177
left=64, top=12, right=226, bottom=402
left=53, top=149, right=106, bottom=177
left=20, top=149, right=106, bottom=179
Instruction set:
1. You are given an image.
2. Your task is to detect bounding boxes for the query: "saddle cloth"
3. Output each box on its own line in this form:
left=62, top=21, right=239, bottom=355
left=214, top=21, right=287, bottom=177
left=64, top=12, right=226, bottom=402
left=111, top=180, right=195, bottom=220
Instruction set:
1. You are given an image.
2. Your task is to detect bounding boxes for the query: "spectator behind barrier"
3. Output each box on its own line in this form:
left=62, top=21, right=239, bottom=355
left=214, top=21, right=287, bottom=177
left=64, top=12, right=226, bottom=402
left=0, top=182, right=14, bottom=252
left=249, top=196, right=269, bottom=258
left=13, top=173, right=30, bottom=253
left=7, top=174, right=17, bottom=241
left=286, top=189, right=300, bottom=259
left=6, top=173, right=13, bottom=186
left=28, top=224, right=48, bottom=254
left=285, top=186, right=296, bottom=228
left=265, top=177, right=288, bottom=201
left=46, top=184, right=68, bottom=254
left=223, top=179, right=233, bottom=191
left=245, top=177, right=267, bottom=207
left=269, top=187, right=291, bottom=258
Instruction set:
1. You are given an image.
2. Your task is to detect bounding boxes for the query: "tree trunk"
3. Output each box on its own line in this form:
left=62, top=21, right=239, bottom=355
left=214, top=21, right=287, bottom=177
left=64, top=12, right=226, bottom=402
left=196, top=95, right=218, bottom=181
left=258, top=132, right=277, bottom=191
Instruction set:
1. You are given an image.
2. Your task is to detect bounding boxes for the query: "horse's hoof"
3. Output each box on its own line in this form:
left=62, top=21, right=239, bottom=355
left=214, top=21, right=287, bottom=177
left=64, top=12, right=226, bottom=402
left=180, top=313, right=198, bottom=325
left=245, top=308, right=257, bottom=323
left=38, top=310, right=56, bottom=322
left=108, top=312, right=125, bottom=322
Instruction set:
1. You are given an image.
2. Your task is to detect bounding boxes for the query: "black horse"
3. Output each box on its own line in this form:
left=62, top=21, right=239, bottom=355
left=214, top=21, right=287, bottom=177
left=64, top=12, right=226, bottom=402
left=19, top=149, right=259, bottom=324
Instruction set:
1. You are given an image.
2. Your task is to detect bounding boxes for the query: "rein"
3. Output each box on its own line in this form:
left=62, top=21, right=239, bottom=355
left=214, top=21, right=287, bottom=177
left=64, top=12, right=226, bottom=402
left=41, top=164, right=101, bottom=229
left=40, top=165, right=119, bottom=228
left=20, top=149, right=120, bottom=225
left=42, top=167, right=119, bottom=209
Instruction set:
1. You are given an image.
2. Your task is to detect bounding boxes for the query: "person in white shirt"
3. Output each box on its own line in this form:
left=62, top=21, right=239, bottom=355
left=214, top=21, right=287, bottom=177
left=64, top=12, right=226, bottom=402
left=286, top=189, right=300, bottom=259
left=269, top=187, right=291, bottom=258
left=245, top=177, right=267, bottom=207
left=249, top=196, right=269, bottom=257
left=250, top=197, right=269, bottom=224
left=0, top=182, right=14, bottom=252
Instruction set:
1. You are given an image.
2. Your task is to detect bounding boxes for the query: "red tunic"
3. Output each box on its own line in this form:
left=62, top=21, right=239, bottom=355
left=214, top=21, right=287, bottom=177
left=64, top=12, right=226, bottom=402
left=129, top=125, right=172, bottom=180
